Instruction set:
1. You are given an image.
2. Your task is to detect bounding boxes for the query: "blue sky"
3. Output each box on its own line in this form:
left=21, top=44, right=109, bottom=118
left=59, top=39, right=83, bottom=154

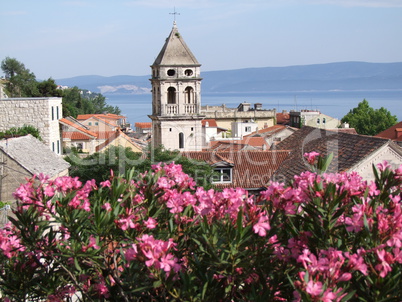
left=1, top=0, right=402, bottom=80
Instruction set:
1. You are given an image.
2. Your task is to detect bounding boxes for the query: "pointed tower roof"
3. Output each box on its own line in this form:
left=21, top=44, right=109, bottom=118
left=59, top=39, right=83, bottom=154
left=153, top=22, right=200, bottom=66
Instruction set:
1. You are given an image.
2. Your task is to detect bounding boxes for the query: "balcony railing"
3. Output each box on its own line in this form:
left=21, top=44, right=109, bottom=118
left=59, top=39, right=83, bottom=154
left=162, top=104, right=197, bottom=116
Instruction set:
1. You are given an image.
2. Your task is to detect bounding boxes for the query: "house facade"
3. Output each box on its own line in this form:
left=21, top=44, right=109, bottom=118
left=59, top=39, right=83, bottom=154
left=201, top=103, right=276, bottom=134
left=289, top=110, right=340, bottom=129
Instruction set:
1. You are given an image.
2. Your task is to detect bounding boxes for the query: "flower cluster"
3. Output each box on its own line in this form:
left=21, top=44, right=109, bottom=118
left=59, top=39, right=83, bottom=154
left=0, top=158, right=400, bottom=301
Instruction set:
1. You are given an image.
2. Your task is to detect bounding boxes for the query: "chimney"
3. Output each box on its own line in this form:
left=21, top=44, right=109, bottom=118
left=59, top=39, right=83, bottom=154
left=396, top=128, right=402, bottom=138
left=254, top=103, right=262, bottom=110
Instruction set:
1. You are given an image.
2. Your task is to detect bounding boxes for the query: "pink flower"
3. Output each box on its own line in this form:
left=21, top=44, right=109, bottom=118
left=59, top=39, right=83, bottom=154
left=306, top=280, right=322, bottom=296
left=93, top=281, right=110, bottom=298
left=125, top=244, right=138, bottom=263
left=144, top=217, right=158, bottom=229
left=253, top=215, right=271, bottom=237
left=160, top=253, right=181, bottom=273
left=102, top=202, right=112, bottom=212
left=82, top=235, right=100, bottom=252
left=375, top=249, right=393, bottom=278
left=304, top=151, right=320, bottom=165
left=100, top=180, right=111, bottom=188
left=377, top=160, right=391, bottom=172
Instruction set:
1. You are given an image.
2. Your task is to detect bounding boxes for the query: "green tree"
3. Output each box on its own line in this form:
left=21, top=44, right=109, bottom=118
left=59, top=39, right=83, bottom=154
left=341, top=99, right=397, bottom=135
left=36, top=78, right=63, bottom=97
left=1, top=57, right=38, bottom=97
left=61, top=87, right=121, bottom=118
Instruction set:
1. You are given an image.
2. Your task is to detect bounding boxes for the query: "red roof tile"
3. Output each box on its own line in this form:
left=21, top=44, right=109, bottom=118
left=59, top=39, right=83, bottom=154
left=273, top=126, right=396, bottom=183
left=135, top=122, right=152, bottom=129
left=201, top=119, right=218, bottom=127
left=246, top=125, right=286, bottom=137
left=376, top=121, right=402, bottom=142
left=276, top=112, right=290, bottom=125
left=182, top=150, right=290, bottom=189
left=62, top=132, right=93, bottom=140
left=60, top=118, right=97, bottom=138
left=77, top=113, right=125, bottom=120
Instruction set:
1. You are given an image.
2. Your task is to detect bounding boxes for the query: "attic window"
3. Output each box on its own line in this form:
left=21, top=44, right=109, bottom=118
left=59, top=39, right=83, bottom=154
left=212, top=168, right=232, bottom=183
left=167, top=69, right=175, bottom=76
left=185, top=69, right=193, bottom=76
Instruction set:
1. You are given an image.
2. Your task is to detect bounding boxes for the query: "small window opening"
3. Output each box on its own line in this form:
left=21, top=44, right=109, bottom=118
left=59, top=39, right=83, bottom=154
left=168, top=87, right=176, bottom=104
left=179, top=132, right=184, bottom=149
left=185, top=69, right=193, bottom=76
left=167, top=69, right=175, bottom=76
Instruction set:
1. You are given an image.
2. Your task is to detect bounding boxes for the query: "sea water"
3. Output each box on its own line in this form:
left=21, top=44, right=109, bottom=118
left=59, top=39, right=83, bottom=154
left=105, top=90, right=402, bottom=125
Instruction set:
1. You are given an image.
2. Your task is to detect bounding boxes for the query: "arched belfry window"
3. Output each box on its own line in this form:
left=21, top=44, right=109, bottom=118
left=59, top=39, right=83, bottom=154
left=179, top=132, right=184, bottom=149
left=167, top=87, right=176, bottom=104
left=185, top=86, right=194, bottom=104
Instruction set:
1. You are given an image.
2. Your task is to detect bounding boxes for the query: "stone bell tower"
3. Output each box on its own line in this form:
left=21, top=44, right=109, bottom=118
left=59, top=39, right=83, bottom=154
left=149, top=22, right=204, bottom=151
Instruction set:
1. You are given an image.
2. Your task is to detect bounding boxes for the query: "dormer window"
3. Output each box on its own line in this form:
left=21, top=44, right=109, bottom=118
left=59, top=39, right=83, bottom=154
left=167, top=69, right=175, bottom=76
left=212, top=168, right=232, bottom=183
left=185, top=69, right=193, bottom=76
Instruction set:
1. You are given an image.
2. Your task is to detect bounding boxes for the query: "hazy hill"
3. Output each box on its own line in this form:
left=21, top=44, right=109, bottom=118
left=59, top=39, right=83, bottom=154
left=56, top=62, right=402, bottom=95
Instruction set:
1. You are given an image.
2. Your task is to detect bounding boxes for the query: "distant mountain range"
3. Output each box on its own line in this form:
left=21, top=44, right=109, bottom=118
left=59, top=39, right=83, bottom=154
left=56, top=62, right=402, bottom=96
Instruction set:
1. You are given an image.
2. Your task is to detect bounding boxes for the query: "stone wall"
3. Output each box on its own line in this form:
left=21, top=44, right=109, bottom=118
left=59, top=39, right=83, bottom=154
left=0, top=151, right=31, bottom=202
left=0, top=97, right=62, bottom=154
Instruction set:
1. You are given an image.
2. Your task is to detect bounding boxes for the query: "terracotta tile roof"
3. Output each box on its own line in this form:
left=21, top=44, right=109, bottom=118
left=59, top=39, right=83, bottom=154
left=96, top=131, right=142, bottom=152
left=135, top=122, right=152, bottom=129
left=76, top=115, right=117, bottom=127
left=276, top=112, right=290, bottom=125
left=60, top=118, right=97, bottom=139
left=76, top=113, right=125, bottom=120
left=62, top=132, right=93, bottom=140
left=201, top=119, right=218, bottom=127
left=376, top=121, right=402, bottom=142
left=246, top=125, right=287, bottom=137
left=209, top=141, right=250, bottom=151
left=182, top=150, right=290, bottom=190
left=336, top=128, right=358, bottom=135
left=210, top=137, right=269, bottom=151
left=272, top=126, right=394, bottom=183
left=94, top=131, right=119, bottom=139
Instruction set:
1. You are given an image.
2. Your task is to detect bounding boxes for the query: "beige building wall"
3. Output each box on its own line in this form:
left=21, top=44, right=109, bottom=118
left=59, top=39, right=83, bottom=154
left=351, top=144, right=402, bottom=181
left=153, top=119, right=204, bottom=151
left=101, top=135, right=142, bottom=153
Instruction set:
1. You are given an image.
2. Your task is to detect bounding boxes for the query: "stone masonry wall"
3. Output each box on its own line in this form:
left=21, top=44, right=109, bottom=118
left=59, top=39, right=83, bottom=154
left=0, top=97, right=62, bottom=154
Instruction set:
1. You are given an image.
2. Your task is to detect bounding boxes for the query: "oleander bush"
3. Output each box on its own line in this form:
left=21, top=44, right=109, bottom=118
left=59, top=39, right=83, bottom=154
left=0, top=153, right=401, bottom=301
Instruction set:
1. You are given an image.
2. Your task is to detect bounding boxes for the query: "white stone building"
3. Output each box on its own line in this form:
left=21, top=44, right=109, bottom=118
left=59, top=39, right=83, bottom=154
left=148, top=22, right=204, bottom=151
left=289, top=110, right=340, bottom=129
left=0, top=97, right=63, bottom=155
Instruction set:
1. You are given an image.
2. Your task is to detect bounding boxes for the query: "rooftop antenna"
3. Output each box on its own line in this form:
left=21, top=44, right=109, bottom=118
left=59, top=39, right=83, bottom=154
left=170, top=7, right=180, bottom=25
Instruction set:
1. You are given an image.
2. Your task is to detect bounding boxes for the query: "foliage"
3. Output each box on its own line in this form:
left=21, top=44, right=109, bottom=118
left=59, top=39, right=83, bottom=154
left=0, top=154, right=401, bottom=301
left=1, top=57, right=38, bottom=97
left=0, top=125, right=42, bottom=140
left=341, top=99, right=397, bottom=136
left=61, top=86, right=121, bottom=118
left=65, top=145, right=214, bottom=188
left=1, top=57, right=120, bottom=116
left=36, top=78, right=63, bottom=97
